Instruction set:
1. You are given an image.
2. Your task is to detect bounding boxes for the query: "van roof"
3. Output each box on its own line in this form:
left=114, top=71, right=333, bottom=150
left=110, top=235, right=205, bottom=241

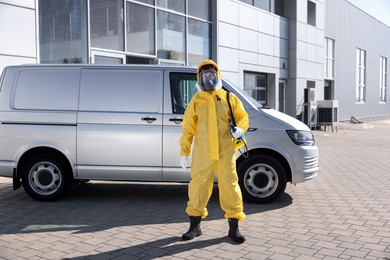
left=6, top=63, right=198, bottom=71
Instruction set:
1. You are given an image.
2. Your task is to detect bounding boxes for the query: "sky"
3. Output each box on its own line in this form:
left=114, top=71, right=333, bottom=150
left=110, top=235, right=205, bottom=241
left=347, top=0, right=390, bottom=27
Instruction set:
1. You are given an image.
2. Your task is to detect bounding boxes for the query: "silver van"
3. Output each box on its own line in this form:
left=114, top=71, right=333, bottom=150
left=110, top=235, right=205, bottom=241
left=0, top=64, right=318, bottom=202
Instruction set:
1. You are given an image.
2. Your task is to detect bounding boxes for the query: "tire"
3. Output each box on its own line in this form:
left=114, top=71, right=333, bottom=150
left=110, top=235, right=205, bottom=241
left=237, top=154, right=287, bottom=203
left=20, top=153, right=72, bottom=201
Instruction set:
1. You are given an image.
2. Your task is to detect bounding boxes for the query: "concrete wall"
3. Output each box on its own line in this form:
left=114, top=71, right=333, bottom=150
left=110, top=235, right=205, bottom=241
left=325, top=0, right=390, bottom=121
left=0, top=0, right=37, bottom=74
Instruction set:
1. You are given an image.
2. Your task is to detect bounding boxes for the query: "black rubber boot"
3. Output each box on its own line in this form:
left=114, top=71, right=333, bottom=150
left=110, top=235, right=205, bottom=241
left=182, top=216, right=202, bottom=240
left=228, top=218, right=245, bottom=244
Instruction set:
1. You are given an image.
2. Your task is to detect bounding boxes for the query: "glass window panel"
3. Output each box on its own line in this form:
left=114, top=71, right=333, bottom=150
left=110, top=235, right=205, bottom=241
left=244, top=72, right=267, bottom=104
left=157, top=10, right=185, bottom=61
left=380, top=57, right=383, bottom=71
left=256, top=74, right=266, bottom=87
left=188, top=0, right=211, bottom=21
left=39, top=0, right=87, bottom=64
left=380, top=72, right=383, bottom=87
left=254, top=0, right=270, bottom=11
left=170, top=72, right=197, bottom=113
left=355, top=66, right=359, bottom=84
left=307, top=1, right=316, bottom=26
left=355, top=48, right=366, bottom=102
left=328, top=60, right=333, bottom=78
left=188, top=18, right=211, bottom=66
left=275, top=0, right=286, bottom=18
left=258, top=89, right=266, bottom=101
left=90, top=0, right=124, bottom=51
left=240, top=0, right=253, bottom=5
left=379, top=56, right=387, bottom=102
left=355, top=86, right=359, bottom=102
left=126, top=56, right=156, bottom=64
left=245, top=74, right=255, bottom=87
left=134, top=0, right=154, bottom=5
left=324, top=38, right=334, bottom=79
left=127, top=2, right=155, bottom=55
left=328, top=39, right=333, bottom=58
left=156, top=0, right=185, bottom=13
left=94, top=55, right=123, bottom=64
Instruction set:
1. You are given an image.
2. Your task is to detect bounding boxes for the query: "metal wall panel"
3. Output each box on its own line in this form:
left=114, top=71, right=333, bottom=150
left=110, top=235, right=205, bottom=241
left=325, top=0, right=390, bottom=120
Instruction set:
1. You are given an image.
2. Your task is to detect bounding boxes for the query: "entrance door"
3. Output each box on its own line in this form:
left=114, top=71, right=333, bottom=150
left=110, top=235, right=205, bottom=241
left=278, top=80, right=286, bottom=113
left=91, top=50, right=125, bottom=64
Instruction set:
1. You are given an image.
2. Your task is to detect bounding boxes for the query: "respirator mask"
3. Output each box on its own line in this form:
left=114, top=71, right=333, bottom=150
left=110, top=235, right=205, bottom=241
left=200, top=68, right=218, bottom=92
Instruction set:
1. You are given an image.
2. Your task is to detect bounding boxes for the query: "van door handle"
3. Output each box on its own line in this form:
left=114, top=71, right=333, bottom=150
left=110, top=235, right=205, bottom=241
left=141, top=116, right=157, bottom=123
left=169, top=117, right=183, bottom=124
left=247, top=127, right=257, bottom=131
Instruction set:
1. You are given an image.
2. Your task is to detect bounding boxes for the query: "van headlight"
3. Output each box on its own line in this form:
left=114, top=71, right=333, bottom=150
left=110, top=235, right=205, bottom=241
left=286, top=130, right=315, bottom=146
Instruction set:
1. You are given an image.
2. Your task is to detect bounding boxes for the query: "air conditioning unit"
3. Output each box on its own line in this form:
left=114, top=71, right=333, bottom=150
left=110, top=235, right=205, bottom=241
left=304, top=88, right=316, bottom=103
left=302, top=103, right=318, bottom=128
left=317, top=100, right=339, bottom=132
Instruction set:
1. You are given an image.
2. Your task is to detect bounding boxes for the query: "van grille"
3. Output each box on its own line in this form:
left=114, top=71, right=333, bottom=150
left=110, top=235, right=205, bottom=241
left=304, top=156, right=318, bottom=169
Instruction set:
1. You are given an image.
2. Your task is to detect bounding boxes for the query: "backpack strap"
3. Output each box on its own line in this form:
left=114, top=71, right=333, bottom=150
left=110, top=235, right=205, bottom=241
left=226, top=91, right=236, bottom=127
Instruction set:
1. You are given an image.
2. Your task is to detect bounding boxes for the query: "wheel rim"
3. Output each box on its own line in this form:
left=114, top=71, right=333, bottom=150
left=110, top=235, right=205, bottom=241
left=243, top=163, right=279, bottom=199
left=28, top=161, right=62, bottom=196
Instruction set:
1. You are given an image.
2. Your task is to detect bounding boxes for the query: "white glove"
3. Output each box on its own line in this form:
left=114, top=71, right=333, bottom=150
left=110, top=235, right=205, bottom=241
left=231, top=127, right=243, bottom=139
left=180, top=156, right=188, bottom=170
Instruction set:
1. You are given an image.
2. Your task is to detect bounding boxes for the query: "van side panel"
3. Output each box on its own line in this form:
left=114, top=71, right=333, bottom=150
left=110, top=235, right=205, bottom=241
left=76, top=69, right=164, bottom=180
left=0, top=67, right=79, bottom=178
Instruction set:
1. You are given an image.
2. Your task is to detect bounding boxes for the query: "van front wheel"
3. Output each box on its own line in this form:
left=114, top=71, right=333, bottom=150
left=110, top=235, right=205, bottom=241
left=238, top=154, right=287, bottom=203
left=21, top=153, right=71, bottom=201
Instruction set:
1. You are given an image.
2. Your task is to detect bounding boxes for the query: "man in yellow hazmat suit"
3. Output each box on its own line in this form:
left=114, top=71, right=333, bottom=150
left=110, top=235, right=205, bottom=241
left=180, top=60, right=249, bottom=244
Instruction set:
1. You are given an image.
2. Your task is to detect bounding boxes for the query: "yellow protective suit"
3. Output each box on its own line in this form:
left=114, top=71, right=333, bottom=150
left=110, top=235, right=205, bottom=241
left=180, top=60, right=249, bottom=221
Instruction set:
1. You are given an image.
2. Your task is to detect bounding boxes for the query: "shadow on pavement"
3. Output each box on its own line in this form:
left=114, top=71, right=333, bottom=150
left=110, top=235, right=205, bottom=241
left=65, top=236, right=229, bottom=260
left=0, top=181, right=292, bottom=235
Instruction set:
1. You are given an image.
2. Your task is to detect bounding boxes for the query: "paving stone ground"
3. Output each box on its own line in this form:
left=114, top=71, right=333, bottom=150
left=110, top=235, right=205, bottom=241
left=1, top=119, right=390, bottom=260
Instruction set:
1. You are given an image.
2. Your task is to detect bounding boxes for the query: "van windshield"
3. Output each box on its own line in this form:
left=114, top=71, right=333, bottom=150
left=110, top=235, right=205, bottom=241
left=222, top=79, right=263, bottom=109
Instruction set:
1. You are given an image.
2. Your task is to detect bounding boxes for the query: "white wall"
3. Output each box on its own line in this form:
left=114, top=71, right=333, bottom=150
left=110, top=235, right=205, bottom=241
left=217, top=0, right=289, bottom=110
left=0, top=1, right=37, bottom=73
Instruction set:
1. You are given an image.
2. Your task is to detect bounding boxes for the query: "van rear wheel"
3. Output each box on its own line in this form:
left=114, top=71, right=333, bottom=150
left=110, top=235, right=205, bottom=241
left=238, top=154, right=287, bottom=203
left=21, top=153, right=71, bottom=201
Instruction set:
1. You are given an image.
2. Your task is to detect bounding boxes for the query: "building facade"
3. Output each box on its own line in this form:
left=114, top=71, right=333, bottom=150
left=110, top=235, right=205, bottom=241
left=0, top=0, right=389, bottom=122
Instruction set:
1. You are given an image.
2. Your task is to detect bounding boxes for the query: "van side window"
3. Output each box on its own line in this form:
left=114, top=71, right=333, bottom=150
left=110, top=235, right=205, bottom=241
left=170, top=72, right=197, bottom=114
left=13, top=69, right=80, bottom=110
left=80, top=69, right=162, bottom=113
